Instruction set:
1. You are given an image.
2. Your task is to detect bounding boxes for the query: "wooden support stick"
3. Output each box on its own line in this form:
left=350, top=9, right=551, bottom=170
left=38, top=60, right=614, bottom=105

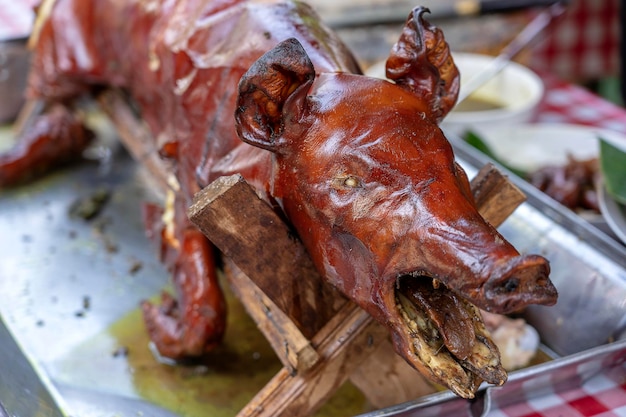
left=236, top=302, right=386, bottom=417
left=188, top=174, right=346, bottom=337
left=97, top=89, right=171, bottom=192
left=471, top=163, right=526, bottom=227
left=349, top=338, right=437, bottom=408
left=226, top=259, right=321, bottom=374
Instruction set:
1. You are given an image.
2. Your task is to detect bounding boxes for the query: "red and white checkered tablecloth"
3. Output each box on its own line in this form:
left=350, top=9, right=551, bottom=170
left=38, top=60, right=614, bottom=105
left=533, top=73, right=626, bottom=139
left=492, top=362, right=626, bottom=417
left=528, top=0, right=620, bottom=83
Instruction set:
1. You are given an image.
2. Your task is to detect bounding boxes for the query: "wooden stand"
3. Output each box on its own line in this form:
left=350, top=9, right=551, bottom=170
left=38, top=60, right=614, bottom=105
left=188, top=168, right=526, bottom=416
left=97, top=89, right=527, bottom=416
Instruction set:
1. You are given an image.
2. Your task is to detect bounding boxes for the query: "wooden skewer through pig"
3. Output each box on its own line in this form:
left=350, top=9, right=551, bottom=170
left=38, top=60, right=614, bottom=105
left=1, top=0, right=557, bottom=402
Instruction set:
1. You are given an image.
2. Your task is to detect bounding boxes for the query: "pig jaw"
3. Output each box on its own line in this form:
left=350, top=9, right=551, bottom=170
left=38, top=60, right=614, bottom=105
left=377, top=246, right=553, bottom=397
left=378, top=226, right=555, bottom=396
left=365, top=252, right=549, bottom=397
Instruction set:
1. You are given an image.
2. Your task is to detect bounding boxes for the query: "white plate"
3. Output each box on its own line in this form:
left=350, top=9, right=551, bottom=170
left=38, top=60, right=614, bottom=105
left=465, top=123, right=626, bottom=244
left=465, top=123, right=621, bottom=172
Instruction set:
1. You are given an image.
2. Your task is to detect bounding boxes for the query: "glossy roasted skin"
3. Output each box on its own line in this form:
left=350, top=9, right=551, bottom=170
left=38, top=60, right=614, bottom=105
left=235, top=43, right=556, bottom=395
left=25, top=0, right=360, bottom=361
left=8, top=0, right=558, bottom=398
left=0, top=104, right=94, bottom=186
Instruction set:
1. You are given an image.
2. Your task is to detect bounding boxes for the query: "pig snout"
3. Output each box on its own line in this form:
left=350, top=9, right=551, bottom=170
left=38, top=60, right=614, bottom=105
left=481, top=254, right=556, bottom=313
left=386, top=208, right=558, bottom=316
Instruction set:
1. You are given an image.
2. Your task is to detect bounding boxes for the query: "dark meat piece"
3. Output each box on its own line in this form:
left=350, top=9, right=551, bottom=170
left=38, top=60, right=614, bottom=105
left=527, top=156, right=600, bottom=213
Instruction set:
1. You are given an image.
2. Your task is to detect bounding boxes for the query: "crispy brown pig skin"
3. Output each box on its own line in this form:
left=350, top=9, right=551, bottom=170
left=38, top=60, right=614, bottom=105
left=22, top=0, right=557, bottom=395
left=236, top=47, right=556, bottom=394
left=26, top=0, right=360, bottom=360
left=0, top=104, right=94, bottom=187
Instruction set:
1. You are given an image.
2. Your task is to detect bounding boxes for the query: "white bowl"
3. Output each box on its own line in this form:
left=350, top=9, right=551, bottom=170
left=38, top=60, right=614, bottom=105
left=443, top=52, right=544, bottom=135
left=365, top=52, right=544, bottom=136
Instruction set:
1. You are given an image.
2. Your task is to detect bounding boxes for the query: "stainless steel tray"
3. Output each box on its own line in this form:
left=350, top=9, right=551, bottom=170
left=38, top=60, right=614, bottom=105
left=0, top=121, right=625, bottom=416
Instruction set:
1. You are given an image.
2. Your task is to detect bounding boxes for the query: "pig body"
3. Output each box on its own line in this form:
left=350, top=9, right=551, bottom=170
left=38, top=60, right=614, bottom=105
left=8, top=0, right=557, bottom=398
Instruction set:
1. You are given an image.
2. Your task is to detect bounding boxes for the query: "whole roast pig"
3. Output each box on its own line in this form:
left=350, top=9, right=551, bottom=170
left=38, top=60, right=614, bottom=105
left=0, top=0, right=557, bottom=398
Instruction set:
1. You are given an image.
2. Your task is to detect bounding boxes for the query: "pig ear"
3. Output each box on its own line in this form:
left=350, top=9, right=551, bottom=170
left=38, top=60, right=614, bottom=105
left=235, top=38, right=315, bottom=153
left=385, top=7, right=460, bottom=123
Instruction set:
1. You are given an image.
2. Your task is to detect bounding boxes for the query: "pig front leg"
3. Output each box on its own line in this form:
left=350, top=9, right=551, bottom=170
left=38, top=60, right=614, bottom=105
left=141, top=191, right=227, bottom=360
left=0, top=103, right=94, bottom=187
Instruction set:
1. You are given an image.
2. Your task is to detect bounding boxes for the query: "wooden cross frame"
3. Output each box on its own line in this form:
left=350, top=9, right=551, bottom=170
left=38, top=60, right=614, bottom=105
left=98, top=89, right=527, bottom=417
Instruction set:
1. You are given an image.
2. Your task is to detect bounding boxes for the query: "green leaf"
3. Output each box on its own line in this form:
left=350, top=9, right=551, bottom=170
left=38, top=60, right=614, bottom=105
left=463, top=130, right=527, bottom=178
left=599, top=138, right=626, bottom=205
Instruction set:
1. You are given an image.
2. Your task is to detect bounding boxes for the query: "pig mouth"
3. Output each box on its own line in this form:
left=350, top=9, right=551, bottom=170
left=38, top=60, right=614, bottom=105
left=394, top=274, right=507, bottom=398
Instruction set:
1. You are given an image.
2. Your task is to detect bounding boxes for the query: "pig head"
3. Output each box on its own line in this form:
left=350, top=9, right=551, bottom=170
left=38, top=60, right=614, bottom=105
left=234, top=37, right=557, bottom=397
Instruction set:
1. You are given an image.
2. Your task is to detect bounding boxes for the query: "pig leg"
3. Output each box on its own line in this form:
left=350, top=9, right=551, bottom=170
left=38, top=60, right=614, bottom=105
left=141, top=192, right=227, bottom=360
left=0, top=103, right=94, bottom=187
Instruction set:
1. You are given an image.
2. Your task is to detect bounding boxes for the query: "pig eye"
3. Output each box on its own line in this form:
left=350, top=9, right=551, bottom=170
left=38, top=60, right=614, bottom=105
left=343, top=176, right=360, bottom=188
left=332, top=175, right=363, bottom=190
